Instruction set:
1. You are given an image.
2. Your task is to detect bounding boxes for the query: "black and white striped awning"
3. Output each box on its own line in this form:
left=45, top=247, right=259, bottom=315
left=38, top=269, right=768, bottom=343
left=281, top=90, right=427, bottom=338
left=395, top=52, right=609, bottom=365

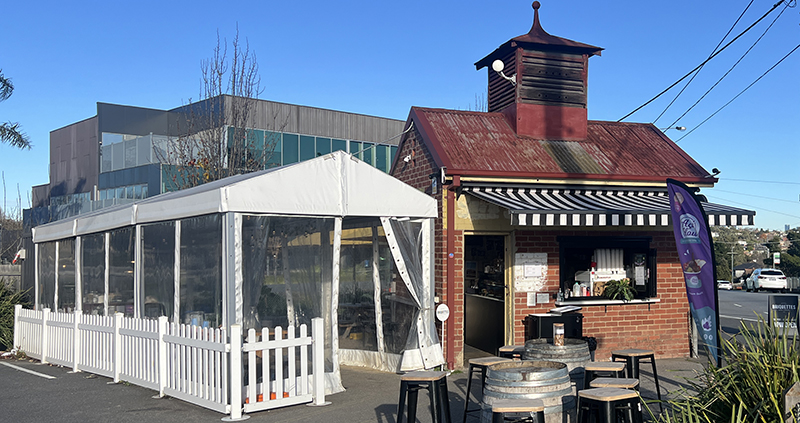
left=462, top=186, right=755, bottom=227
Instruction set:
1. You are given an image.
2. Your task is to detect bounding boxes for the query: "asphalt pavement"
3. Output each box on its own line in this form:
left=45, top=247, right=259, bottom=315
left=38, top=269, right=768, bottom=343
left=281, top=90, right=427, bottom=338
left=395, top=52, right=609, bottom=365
left=1, top=355, right=707, bottom=423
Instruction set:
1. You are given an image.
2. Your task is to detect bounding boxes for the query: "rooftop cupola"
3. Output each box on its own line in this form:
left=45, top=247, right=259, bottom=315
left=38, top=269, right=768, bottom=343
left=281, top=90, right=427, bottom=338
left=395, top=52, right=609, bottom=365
left=475, top=2, right=603, bottom=140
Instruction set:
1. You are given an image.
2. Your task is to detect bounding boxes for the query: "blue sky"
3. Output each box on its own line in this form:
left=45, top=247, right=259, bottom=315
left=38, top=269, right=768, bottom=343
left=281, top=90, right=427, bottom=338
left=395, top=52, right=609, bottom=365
left=2, top=0, right=798, bottom=230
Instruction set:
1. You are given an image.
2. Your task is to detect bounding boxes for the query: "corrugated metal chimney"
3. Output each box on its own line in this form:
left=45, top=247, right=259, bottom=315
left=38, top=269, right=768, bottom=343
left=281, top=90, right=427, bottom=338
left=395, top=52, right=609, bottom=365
left=475, top=2, right=603, bottom=141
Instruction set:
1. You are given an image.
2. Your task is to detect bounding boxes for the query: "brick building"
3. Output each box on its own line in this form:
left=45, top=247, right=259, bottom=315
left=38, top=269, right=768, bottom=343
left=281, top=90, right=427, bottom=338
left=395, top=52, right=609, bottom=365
left=390, top=3, right=754, bottom=369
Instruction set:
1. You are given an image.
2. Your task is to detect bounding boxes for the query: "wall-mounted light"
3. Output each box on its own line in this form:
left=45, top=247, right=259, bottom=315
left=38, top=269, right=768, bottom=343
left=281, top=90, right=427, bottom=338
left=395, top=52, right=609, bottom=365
left=492, top=60, right=516, bottom=86
left=705, top=167, right=721, bottom=178
left=660, top=126, right=686, bottom=132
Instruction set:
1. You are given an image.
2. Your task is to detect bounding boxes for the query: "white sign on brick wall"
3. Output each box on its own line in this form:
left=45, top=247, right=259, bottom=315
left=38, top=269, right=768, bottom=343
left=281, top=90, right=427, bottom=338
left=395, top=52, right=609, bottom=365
left=514, top=253, right=547, bottom=292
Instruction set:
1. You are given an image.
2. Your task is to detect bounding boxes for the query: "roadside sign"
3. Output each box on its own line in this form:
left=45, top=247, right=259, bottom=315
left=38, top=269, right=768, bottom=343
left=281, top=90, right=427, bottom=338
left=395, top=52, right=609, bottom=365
left=435, top=303, right=450, bottom=322
left=769, top=295, right=798, bottom=329
left=774, top=252, right=781, bottom=265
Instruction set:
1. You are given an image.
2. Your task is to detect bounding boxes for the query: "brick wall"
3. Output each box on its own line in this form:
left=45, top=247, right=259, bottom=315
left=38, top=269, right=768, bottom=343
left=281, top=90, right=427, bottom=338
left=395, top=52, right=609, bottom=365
left=512, top=230, right=690, bottom=360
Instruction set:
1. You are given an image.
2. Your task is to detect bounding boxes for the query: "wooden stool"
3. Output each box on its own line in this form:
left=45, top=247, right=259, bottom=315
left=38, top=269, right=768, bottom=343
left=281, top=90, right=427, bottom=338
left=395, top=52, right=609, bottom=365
left=463, top=357, right=511, bottom=423
left=589, top=377, right=639, bottom=391
left=584, top=361, right=626, bottom=388
left=490, top=399, right=545, bottom=423
left=577, top=388, right=642, bottom=423
left=397, top=371, right=452, bottom=423
left=498, top=345, right=525, bottom=359
left=611, top=349, right=662, bottom=409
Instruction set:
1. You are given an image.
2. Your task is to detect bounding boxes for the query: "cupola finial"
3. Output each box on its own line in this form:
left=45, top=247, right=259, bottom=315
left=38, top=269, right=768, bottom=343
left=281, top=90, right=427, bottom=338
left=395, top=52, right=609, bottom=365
left=529, top=2, right=547, bottom=36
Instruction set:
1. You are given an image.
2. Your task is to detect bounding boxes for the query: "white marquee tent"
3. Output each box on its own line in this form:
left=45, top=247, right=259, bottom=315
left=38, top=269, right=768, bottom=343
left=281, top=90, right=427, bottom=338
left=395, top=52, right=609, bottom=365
left=32, top=151, right=444, bottom=393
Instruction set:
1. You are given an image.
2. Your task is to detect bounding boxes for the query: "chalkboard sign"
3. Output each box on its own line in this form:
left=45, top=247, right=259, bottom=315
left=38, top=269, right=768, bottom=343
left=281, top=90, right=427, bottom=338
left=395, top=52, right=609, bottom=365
left=769, top=295, right=798, bottom=329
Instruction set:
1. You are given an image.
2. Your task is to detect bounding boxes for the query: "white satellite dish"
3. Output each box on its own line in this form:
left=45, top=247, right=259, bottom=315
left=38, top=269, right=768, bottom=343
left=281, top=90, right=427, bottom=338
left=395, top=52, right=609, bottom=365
left=492, top=59, right=505, bottom=73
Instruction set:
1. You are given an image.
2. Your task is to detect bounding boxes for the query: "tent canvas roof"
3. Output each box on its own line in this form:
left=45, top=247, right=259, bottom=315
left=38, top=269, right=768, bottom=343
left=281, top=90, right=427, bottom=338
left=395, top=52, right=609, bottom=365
left=34, top=151, right=437, bottom=242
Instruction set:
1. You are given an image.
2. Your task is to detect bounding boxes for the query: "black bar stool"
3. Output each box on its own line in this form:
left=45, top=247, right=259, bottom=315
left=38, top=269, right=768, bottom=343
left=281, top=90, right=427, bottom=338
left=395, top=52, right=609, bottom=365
left=397, top=371, right=452, bottom=423
left=611, top=349, right=662, bottom=410
left=577, top=387, right=642, bottom=423
left=490, top=398, right=545, bottom=423
left=589, top=377, right=639, bottom=391
left=497, top=345, right=525, bottom=360
left=583, top=361, right=626, bottom=388
left=463, top=357, right=511, bottom=423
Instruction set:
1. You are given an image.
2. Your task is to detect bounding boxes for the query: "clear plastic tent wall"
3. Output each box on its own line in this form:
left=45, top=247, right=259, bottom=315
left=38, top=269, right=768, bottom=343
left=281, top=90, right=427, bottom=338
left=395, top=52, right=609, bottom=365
left=32, top=151, right=444, bottom=394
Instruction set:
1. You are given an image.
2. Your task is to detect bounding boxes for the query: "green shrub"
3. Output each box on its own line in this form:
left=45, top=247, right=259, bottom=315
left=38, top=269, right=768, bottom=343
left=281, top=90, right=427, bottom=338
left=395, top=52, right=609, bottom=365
left=647, top=317, right=799, bottom=422
left=603, top=278, right=635, bottom=301
left=0, top=280, right=29, bottom=351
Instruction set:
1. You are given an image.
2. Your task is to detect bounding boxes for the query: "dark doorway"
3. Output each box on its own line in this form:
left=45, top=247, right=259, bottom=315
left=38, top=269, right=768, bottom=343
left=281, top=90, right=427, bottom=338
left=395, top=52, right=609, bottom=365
left=464, top=235, right=505, bottom=354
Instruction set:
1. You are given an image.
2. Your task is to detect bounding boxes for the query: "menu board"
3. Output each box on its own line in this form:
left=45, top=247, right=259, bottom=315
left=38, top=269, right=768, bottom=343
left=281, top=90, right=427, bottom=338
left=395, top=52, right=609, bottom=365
left=514, top=253, right=547, bottom=292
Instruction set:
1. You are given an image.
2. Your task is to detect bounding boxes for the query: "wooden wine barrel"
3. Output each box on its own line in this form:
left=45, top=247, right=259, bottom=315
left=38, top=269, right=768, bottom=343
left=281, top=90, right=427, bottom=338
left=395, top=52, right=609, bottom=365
left=524, top=338, right=591, bottom=391
left=480, top=360, right=575, bottom=423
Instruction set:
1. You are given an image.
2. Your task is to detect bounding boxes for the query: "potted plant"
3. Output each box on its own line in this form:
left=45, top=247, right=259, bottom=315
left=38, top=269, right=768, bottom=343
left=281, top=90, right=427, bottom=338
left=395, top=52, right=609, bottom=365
left=602, top=278, right=635, bottom=301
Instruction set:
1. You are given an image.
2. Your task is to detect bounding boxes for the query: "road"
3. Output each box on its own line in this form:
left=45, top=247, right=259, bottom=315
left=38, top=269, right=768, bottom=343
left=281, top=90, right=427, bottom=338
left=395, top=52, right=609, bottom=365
left=716, top=288, right=797, bottom=335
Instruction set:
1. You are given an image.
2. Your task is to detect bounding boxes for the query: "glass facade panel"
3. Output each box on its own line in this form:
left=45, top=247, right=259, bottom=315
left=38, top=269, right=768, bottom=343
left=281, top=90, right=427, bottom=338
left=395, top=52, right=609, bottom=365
left=332, top=139, right=347, bottom=153
left=124, top=139, right=137, bottom=168
left=362, top=142, right=374, bottom=165
left=350, top=141, right=361, bottom=159
left=299, top=135, right=315, bottom=161
left=38, top=242, right=56, bottom=310
left=81, top=234, right=106, bottom=315
left=316, top=137, right=331, bottom=157
left=112, top=143, right=124, bottom=171
left=180, top=215, right=222, bottom=327
left=265, top=131, right=282, bottom=168
left=376, top=145, right=388, bottom=172
left=108, top=227, right=135, bottom=317
left=283, top=134, right=299, bottom=164
left=390, top=146, right=398, bottom=169
left=143, top=222, right=175, bottom=319
left=58, top=240, right=76, bottom=312
left=137, top=136, right=151, bottom=166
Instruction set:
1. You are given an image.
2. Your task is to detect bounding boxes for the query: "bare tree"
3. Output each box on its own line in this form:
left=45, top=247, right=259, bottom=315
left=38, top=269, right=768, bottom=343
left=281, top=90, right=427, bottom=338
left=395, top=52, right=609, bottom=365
left=158, top=27, right=285, bottom=190
left=0, top=172, right=23, bottom=264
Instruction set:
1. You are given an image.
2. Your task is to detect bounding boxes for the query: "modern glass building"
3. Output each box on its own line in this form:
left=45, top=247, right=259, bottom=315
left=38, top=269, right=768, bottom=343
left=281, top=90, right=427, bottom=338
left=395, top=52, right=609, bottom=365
left=27, top=95, right=405, bottom=225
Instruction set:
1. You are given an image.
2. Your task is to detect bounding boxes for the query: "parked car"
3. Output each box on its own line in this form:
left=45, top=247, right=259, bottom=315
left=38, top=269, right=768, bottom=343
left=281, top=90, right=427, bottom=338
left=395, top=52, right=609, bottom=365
left=745, top=268, right=787, bottom=292
left=717, top=280, right=732, bottom=290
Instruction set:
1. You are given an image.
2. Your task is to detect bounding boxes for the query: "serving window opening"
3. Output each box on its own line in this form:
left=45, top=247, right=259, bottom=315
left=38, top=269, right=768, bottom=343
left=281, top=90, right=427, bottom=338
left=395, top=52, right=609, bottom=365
left=558, top=236, right=657, bottom=301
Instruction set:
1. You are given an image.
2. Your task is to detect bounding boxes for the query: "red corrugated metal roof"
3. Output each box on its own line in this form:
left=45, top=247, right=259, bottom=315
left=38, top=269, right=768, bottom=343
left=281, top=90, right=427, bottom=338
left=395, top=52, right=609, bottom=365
left=410, top=107, right=713, bottom=184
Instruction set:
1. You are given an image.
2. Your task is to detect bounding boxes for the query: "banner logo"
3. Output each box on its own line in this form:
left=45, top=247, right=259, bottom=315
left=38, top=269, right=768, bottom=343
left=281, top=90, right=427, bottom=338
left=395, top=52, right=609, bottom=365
left=679, top=214, right=701, bottom=244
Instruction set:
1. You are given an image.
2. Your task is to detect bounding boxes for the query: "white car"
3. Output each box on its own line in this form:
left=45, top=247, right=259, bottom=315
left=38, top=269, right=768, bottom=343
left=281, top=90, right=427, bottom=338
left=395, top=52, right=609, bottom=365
left=746, top=268, right=787, bottom=292
left=716, top=280, right=732, bottom=290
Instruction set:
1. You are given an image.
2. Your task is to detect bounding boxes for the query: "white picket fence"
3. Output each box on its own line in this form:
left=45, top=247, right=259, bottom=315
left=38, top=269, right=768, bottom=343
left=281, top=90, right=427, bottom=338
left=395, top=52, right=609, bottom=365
left=12, top=305, right=326, bottom=419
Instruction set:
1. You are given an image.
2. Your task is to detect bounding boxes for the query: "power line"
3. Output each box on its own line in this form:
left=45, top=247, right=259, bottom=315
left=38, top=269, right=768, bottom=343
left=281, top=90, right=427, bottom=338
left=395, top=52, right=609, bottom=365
left=722, top=178, right=800, bottom=186
left=704, top=194, right=800, bottom=220
left=712, top=189, right=800, bottom=204
left=617, top=0, right=787, bottom=122
left=675, top=41, right=800, bottom=142
left=652, top=0, right=754, bottom=125
left=663, top=0, right=790, bottom=130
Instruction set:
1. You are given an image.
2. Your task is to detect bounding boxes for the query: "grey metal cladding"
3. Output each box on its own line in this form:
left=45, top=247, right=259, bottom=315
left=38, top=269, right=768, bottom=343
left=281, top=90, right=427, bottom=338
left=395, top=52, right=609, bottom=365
left=49, top=116, right=99, bottom=197
left=97, top=103, right=171, bottom=136
left=244, top=97, right=404, bottom=144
